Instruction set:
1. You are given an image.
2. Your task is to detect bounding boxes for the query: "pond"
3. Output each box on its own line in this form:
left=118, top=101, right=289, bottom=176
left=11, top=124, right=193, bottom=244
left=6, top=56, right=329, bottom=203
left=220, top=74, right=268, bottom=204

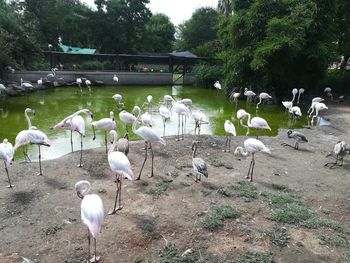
left=0, top=85, right=308, bottom=160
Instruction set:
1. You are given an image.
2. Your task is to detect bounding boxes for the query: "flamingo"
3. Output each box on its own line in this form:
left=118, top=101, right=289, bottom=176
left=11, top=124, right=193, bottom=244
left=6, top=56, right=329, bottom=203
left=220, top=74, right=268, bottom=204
left=282, top=88, right=298, bottom=110
left=14, top=129, right=50, bottom=175
left=112, top=94, right=124, bottom=110
left=312, top=97, right=325, bottom=103
left=85, top=79, right=91, bottom=93
left=224, top=120, right=236, bottom=152
left=244, top=88, right=256, bottom=103
left=214, top=81, right=222, bottom=90
left=244, top=111, right=271, bottom=138
left=289, top=106, right=302, bottom=119
left=92, top=111, right=116, bottom=153
left=119, top=110, right=136, bottom=132
left=163, top=95, right=174, bottom=109
left=281, top=130, right=308, bottom=150
left=76, top=78, right=82, bottom=93
left=37, top=78, right=43, bottom=86
left=173, top=102, right=190, bottom=141
left=142, top=95, right=153, bottom=114
left=297, top=88, right=305, bottom=104
left=133, top=106, right=153, bottom=127
left=113, top=74, right=119, bottom=84
left=180, top=98, right=192, bottom=107
left=51, top=109, right=93, bottom=166
left=256, top=92, right=272, bottom=109
left=325, top=141, right=350, bottom=168
left=75, top=180, right=104, bottom=263
left=47, top=68, right=57, bottom=80
left=132, top=109, right=166, bottom=180
left=192, top=110, right=209, bottom=140
left=189, top=141, right=208, bottom=182
left=107, top=130, right=134, bottom=214
left=310, top=103, right=328, bottom=125
left=159, top=104, right=171, bottom=136
left=236, top=109, right=249, bottom=135
left=230, top=91, right=241, bottom=105
left=20, top=78, right=33, bottom=90
left=234, top=138, right=270, bottom=182
left=15, top=108, right=37, bottom=162
left=116, top=133, right=129, bottom=156
left=0, top=139, right=14, bottom=188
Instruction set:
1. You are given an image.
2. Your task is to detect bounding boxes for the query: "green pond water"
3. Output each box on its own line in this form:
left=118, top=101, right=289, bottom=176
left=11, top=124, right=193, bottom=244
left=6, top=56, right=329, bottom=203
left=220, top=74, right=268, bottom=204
left=0, top=85, right=308, bottom=160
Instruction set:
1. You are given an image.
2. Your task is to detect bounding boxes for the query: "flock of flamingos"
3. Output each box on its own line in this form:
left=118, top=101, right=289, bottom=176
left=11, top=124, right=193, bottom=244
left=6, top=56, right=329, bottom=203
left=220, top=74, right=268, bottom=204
left=0, top=80, right=348, bottom=262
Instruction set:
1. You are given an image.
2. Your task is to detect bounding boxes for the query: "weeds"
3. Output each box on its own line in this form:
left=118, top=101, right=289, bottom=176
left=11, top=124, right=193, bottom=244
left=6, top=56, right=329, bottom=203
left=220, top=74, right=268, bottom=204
left=342, top=250, right=350, bottom=263
left=44, top=224, right=63, bottom=235
left=270, top=183, right=291, bottom=192
left=217, top=181, right=257, bottom=202
left=268, top=203, right=314, bottom=224
left=262, top=192, right=302, bottom=206
left=158, top=243, right=200, bottom=263
left=137, top=218, right=155, bottom=235
left=234, top=252, right=273, bottom=263
left=268, top=226, right=290, bottom=247
left=202, top=204, right=239, bottom=230
left=319, top=235, right=348, bottom=247
left=148, top=180, right=171, bottom=198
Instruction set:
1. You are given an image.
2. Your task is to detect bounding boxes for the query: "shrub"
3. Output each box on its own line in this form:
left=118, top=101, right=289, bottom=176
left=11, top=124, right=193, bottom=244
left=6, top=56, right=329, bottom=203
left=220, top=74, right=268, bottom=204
left=192, top=63, right=223, bottom=88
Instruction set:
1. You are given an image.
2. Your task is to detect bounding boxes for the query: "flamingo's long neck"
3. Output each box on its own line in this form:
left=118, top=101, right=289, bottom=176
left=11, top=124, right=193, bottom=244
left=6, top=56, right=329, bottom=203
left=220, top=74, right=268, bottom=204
left=291, top=93, right=296, bottom=103
left=297, top=93, right=301, bottom=104
left=246, top=113, right=252, bottom=127
left=109, top=132, right=118, bottom=155
left=51, top=69, right=56, bottom=76
left=236, top=147, right=249, bottom=157
left=132, top=108, right=142, bottom=133
left=25, top=110, right=32, bottom=129
left=192, top=144, right=197, bottom=158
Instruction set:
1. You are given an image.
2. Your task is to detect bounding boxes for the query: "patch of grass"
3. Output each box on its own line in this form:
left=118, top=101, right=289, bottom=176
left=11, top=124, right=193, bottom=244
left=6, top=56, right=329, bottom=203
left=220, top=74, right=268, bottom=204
left=201, top=188, right=212, bottom=196
left=137, top=219, right=155, bottom=235
left=342, top=250, right=350, bottom=263
left=319, top=235, right=348, bottom=247
left=268, top=204, right=314, bottom=224
left=202, top=181, right=219, bottom=190
left=158, top=243, right=200, bottom=263
left=202, top=204, right=240, bottom=230
left=268, top=226, right=290, bottom=247
left=148, top=180, right=171, bottom=198
left=262, top=192, right=302, bottom=206
left=270, top=183, right=291, bottom=192
left=44, top=224, right=63, bottom=235
left=234, top=252, right=273, bottom=263
left=217, top=181, right=258, bottom=202
left=301, top=218, right=350, bottom=234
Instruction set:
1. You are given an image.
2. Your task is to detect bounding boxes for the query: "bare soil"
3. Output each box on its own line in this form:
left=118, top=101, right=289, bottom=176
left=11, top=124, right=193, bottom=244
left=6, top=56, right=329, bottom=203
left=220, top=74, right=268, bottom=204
left=0, top=101, right=350, bottom=263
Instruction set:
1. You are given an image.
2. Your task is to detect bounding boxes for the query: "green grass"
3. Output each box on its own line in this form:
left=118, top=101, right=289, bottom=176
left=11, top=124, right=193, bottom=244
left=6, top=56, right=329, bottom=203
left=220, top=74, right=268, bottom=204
left=268, top=203, right=314, bottom=224
left=342, top=250, right=350, bottom=263
left=202, top=204, right=240, bottom=230
left=138, top=219, right=155, bottom=235
left=44, top=224, right=63, bottom=235
left=217, top=181, right=258, bottom=202
left=158, top=243, right=200, bottom=263
left=301, top=218, right=350, bottom=234
left=268, top=226, right=290, bottom=247
left=270, top=183, right=291, bottom=192
left=148, top=180, right=171, bottom=198
left=319, top=235, right=348, bottom=247
left=262, top=192, right=302, bottom=206
left=233, top=252, right=274, bottom=263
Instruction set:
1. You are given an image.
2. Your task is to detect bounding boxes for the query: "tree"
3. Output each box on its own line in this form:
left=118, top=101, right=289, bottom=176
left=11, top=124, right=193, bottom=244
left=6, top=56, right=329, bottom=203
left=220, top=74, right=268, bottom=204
left=218, top=0, right=232, bottom=16
left=176, top=7, right=219, bottom=55
left=144, top=14, right=175, bottom=52
left=220, top=0, right=337, bottom=94
left=335, top=0, right=350, bottom=69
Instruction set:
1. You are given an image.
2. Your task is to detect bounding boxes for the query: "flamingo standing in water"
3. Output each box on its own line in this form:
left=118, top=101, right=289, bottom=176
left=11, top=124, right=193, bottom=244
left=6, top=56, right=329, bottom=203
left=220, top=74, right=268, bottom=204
left=243, top=111, right=271, bottom=138
left=119, top=110, right=136, bottom=133
left=282, top=88, right=298, bottom=110
left=236, top=109, right=249, bottom=135
left=230, top=91, right=241, bottom=105
left=92, top=111, right=116, bottom=153
left=76, top=78, right=82, bottom=93
left=133, top=106, right=153, bottom=127
left=244, top=88, right=256, bottom=103
left=85, top=79, right=91, bottom=93
left=234, top=138, right=270, bottom=182
left=214, top=81, right=222, bottom=90
left=14, top=129, right=50, bottom=175
left=75, top=180, right=104, bottom=263
left=51, top=109, right=93, bottom=167
left=159, top=104, right=171, bottom=136
left=163, top=95, right=174, bottom=109
left=107, top=130, right=134, bottom=214
left=289, top=106, right=302, bottom=120
left=173, top=102, right=190, bottom=141
left=0, top=139, right=14, bottom=188
left=310, top=103, right=328, bottom=125
left=132, top=108, right=166, bottom=180
left=142, top=95, right=153, bottom=114
left=256, top=92, right=272, bottom=109
left=224, top=120, right=236, bottom=152
left=112, top=94, right=124, bottom=110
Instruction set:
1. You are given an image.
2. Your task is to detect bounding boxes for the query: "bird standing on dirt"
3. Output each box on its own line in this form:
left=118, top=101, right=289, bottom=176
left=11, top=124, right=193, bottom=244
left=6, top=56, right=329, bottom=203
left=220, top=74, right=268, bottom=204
left=281, top=130, right=308, bottom=150
left=325, top=141, right=350, bottom=168
left=0, top=139, right=14, bottom=188
left=234, top=138, right=270, bottom=182
left=224, top=120, right=236, bottom=152
left=75, top=180, right=104, bottom=262
left=192, top=110, right=209, bottom=140
left=190, top=141, right=208, bottom=182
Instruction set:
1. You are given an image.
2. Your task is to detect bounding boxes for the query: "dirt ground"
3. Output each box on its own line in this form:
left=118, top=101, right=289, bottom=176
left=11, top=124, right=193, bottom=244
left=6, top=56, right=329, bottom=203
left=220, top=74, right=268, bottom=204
left=0, top=101, right=350, bottom=263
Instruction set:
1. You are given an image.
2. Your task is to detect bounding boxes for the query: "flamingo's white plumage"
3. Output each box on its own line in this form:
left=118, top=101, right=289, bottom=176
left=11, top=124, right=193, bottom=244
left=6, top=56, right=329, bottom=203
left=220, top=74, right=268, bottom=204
left=256, top=92, right=272, bottom=109
left=224, top=120, right=236, bottom=152
left=92, top=111, right=116, bottom=153
left=0, top=139, right=14, bottom=187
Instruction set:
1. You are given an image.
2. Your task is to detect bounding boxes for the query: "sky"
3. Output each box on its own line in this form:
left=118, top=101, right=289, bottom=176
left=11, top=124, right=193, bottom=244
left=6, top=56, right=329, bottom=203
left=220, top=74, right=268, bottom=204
left=81, top=0, right=218, bottom=25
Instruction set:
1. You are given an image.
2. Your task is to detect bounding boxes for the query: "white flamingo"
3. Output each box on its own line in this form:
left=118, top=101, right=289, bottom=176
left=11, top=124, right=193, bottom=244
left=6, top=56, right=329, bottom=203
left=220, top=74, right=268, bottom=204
left=85, top=79, right=91, bottom=93
left=20, top=78, right=33, bottom=90
left=256, top=92, right=272, bottom=109
left=180, top=98, right=192, bottom=107
left=230, top=91, right=241, bottom=105
left=76, top=78, right=82, bottom=93
left=173, top=102, right=190, bottom=141
left=112, top=94, right=124, bottom=110
left=243, top=111, right=271, bottom=138
left=113, top=74, right=119, bottom=84
left=234, top=138, right=270, bottom=182
left=75, top=180, right=104, bottom=263
left=289, top=106, right=302, bottom=119
left=92, top=111, right=116, bottom=153
left=244, top=88, right=256, bottom=103
left=0, top=139, right=14, bottom=188
left=107, top=130, right=134, bottom=214
left=214, top=81, right=222, bottom=90
left=224, top=120, right=236, bottom=152
left=47, top=68, right=57, bottom=80
left=159, top=104, right=171, bottom=136
left=132, top=109, right=166, bottom=180
left=51, top=109, right=93, bottom=166
left=133, top=106, right=153, bottom=127
left=282, top=88, right=298, bottom=110
left=192, top=110, right=209, bottom=140
left=312, top=97, right=325, bottom=103
left=236, top=109, right=249, bottom=135
left=311, top=103, right=328, bottom=125
left=142, top=95, right=153, bottom=114
left=325, top=141, right=350, bottom=168
left=297, top=88, right=305, bottom=104
left=14, top=129, right=50, bottom=175
left=163, top=95, right=174, bottom=109
left=119, top=110, right=137, bottom=132
left=37, top=78, right=43, bottom=86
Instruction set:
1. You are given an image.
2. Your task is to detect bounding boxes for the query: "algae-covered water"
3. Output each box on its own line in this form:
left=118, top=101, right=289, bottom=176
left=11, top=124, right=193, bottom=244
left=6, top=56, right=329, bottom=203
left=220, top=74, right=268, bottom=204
left=0, top=85, right=307, bottom=160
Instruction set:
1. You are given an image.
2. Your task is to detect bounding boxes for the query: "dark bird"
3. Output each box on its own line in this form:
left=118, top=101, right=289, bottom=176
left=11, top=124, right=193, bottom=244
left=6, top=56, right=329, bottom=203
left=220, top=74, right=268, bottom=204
left=189, top=141, right=208, bottom=182
left=281, top=130, right=308, bottom=150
